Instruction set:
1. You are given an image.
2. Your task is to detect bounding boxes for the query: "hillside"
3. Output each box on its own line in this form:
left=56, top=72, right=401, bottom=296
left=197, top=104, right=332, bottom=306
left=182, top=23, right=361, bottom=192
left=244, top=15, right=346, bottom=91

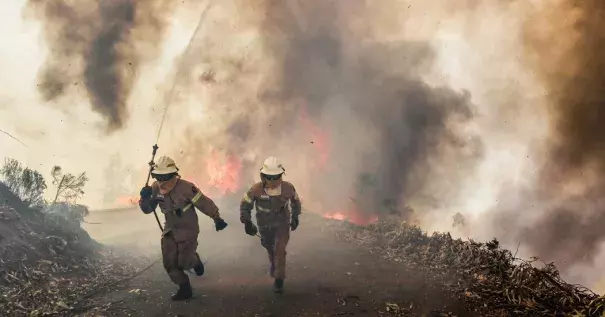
left=0, top=183, right=149, bottom=316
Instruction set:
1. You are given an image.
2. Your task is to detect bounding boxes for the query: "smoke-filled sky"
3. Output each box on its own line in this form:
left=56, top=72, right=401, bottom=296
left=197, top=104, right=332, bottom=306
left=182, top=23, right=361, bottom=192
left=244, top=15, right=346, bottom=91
left=1, top=0, right=604, bottom=290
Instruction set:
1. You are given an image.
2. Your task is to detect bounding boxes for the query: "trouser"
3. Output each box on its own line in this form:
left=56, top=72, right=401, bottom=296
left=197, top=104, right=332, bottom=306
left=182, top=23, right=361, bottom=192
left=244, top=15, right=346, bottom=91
left=259, top=222, right=291, bottom=279
left=161, top=233, right=200, bottom=285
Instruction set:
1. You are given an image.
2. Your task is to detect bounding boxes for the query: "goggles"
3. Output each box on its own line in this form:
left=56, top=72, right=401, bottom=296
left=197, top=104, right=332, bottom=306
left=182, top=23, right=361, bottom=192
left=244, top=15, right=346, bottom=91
left=262, top=173, right=283, bottom=181
left=152, top=173, right=175, bottom=182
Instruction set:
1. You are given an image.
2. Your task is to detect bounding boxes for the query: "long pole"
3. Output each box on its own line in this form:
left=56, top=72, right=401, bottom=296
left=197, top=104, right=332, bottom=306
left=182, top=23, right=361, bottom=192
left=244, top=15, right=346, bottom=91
left=143, top=2, right=213, bottom=232
left=145, top=144, right=164, bottom=231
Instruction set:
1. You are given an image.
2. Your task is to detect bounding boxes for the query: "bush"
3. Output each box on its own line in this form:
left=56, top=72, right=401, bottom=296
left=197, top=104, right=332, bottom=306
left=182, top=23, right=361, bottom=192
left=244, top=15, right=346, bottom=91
left=43, top=202, right=91, bottom=228
left=0, top=158, right=47, bottom=208
left=0, top=158, right=90, bottom=226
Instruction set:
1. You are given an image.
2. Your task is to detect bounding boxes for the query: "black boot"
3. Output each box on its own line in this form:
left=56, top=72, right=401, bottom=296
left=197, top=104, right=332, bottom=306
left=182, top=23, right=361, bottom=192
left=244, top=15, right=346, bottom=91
left=171, top=282, right=193, bottom=301
left=194, top=253, right=205, bottom=276
left=273, top=278, right=284, bottom=294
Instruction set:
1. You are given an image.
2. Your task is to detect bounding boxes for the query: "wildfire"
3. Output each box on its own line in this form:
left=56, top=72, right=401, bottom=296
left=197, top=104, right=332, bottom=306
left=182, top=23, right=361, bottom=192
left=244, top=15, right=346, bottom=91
left=323, top=206, right=379, bottom=226
left=299, top=107, right=378, bottom=226
left=205, top=149, right=242, bottom=195
left=116, top=195, right=138, bottom=206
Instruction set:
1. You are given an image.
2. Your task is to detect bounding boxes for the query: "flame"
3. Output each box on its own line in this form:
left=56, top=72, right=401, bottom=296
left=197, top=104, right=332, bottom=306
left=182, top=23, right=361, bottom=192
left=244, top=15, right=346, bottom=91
left=205, top=149, right=242, bottom=195
left=324, top=210, right=378, bottom=226
left=323, top=202, right=379, bottom=226
left=116, top=195, right=138, bottom=206
left=299, top=103, right=378, bottom=226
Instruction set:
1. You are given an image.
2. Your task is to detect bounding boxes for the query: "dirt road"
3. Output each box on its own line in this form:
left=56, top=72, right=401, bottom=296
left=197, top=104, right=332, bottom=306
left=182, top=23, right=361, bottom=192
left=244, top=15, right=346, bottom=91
left=81, top=208, right=476, bottom=317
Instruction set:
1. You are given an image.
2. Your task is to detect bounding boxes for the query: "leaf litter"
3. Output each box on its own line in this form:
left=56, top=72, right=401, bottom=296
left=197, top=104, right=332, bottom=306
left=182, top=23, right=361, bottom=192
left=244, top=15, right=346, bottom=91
left=332, top=218, right=605, bottom=317
left=0, top=203, right=151, bottom=316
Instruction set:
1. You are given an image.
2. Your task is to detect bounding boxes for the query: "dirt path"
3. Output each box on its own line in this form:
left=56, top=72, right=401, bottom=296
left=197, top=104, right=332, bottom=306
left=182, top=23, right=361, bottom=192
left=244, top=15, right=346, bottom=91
left=80, top=212, right=476, bottom=317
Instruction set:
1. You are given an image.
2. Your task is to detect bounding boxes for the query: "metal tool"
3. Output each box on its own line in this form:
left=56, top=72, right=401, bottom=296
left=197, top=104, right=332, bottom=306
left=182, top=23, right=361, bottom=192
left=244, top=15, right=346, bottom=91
left=144, top=144, right=164, bottom=231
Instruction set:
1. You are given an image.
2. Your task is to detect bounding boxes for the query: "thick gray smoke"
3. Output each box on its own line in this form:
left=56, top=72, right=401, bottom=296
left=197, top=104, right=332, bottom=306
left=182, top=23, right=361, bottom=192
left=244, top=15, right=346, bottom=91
left=515, top=0, right=605, bottom=269
left=172, top=0, right=483, bottom=219
left=25, top=0, right=178, bottom=131
left=17, top=0, right=605, bottom=290
left=258, top=0, right=484, bottom=218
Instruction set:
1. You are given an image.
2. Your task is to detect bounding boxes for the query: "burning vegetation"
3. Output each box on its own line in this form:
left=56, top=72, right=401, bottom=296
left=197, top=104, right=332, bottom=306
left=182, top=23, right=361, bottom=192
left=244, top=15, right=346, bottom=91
left=5, top=0, right=605, bottom=314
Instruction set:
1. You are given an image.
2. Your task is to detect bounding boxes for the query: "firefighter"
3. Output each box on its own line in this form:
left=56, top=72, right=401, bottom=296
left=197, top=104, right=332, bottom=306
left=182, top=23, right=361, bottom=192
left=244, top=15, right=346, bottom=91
left=139, top=156, right=228, bottom=301
left=240, top=156, right=301, bottom=293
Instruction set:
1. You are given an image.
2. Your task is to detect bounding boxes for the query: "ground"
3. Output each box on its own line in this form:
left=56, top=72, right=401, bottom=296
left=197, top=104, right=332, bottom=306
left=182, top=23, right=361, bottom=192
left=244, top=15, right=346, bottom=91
left=79, top=209, right=476, bottom=317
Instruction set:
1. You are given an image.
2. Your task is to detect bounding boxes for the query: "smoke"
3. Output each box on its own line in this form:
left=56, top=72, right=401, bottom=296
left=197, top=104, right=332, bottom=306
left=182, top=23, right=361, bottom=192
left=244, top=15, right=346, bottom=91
left=25, top=0, right=179, bottom=131
left=514, top=0, right=605, bottom=269
left=170, top=0, right=605, bottom=286
left=4, top=0, right=604, bottom=291
left=170, top=0, right=484, bottom=221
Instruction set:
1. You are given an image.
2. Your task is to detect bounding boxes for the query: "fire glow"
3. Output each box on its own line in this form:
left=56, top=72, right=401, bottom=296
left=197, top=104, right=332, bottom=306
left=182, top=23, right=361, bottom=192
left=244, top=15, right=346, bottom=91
left=323, top=205, right=379, bottom=226
left=205, top=149, right=242, bottom=195
left=116, top=195, right=138, bottom=206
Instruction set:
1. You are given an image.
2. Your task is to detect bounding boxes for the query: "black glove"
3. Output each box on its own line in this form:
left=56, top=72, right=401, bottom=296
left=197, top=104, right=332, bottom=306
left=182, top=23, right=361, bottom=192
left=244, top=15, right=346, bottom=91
left=214, top=218, right=228, bottom=231
left=244, top=221, right=258, bottom=236
left=290, top=216, right=299, bottom=231
left=140, top=186, right=152, bottom=199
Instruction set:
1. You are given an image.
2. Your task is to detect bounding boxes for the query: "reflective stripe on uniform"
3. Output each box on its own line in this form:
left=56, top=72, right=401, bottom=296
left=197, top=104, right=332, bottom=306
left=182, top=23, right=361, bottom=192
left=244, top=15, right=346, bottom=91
left=242, top=193, right=253, bottom=203
left=256, top=205, right=270, bottom=212
left=183, top=192, right=203, bottom=212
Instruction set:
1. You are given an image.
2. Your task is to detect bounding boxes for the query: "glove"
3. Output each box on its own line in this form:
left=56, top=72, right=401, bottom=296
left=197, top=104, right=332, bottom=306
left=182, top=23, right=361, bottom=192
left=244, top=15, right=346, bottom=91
left=290, top=216, right=299, bottom=231
left=214, top=218, right=228, bottom=231
left=244, top=221, right=258, bottom=236
left=140, top=186, right=152, bottom=199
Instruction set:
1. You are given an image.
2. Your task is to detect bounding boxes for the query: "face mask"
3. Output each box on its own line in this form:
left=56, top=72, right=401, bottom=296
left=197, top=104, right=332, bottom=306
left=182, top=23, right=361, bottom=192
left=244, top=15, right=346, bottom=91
left=157, top=175, right=179, bottom=194
left=265, top=179, right=282, bottom=189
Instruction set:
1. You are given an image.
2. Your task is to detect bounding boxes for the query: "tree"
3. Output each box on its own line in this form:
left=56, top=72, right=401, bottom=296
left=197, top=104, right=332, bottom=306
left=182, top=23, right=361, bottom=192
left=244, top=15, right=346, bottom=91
left=1, top=158, right=23, bottom=193
left=20, top=167, right=47, bottom=207
left=0, top=158, right=47, bottom=208
left=50, top=166, right=89, bottom=204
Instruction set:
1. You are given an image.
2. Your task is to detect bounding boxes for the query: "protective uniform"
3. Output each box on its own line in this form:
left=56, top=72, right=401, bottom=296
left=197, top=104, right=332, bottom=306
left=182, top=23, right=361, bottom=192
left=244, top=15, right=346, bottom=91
left=139, top=156, right=228, bottom=301
left=240, top=157, right=301, bottom=293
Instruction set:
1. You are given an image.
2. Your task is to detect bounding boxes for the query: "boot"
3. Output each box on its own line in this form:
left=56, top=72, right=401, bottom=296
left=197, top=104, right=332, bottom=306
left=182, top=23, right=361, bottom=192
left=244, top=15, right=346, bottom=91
left=194, top=253, right=205, bottom=276
left=171, top=282, right=193, bottom=301
left=273, top=278, right=284, bottom=294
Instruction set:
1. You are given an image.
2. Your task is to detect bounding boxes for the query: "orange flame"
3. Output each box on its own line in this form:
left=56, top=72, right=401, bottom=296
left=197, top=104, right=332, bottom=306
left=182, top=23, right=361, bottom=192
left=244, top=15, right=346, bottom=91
left=324, top=211, right=378, bottom=226
left=323, top=202, right=379, bottom=226
left=205, top=149, right=242, bottom=195
left=116, top=195, right=138, bottom=206
left=299, top=103, right=378, bottom=226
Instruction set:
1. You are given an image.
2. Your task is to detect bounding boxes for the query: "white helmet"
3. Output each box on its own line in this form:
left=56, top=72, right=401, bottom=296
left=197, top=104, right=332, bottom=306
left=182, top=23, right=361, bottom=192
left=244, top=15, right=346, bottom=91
left=260, top=156, right=285, bottom=176
left=152, top=156, right=179, bottom=175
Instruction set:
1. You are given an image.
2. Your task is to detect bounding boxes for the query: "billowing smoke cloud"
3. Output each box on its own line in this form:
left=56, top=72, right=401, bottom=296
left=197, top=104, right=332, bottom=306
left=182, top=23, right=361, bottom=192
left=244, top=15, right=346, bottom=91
left=167, top=0, right=604, bottom=284
left=515, top=0, right=605, bottom=269
left=169, top=0, right=483, bottom=221
left=262, top=1, right=484, bottom=218
left=14, top=0, right=604, bottom=289
left=25, top=0, right=178, bottom=131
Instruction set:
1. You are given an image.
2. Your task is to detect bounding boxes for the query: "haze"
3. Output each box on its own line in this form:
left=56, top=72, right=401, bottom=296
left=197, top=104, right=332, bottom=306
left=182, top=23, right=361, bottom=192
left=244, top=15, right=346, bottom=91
left=1, top=0, right=603, bottom=293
